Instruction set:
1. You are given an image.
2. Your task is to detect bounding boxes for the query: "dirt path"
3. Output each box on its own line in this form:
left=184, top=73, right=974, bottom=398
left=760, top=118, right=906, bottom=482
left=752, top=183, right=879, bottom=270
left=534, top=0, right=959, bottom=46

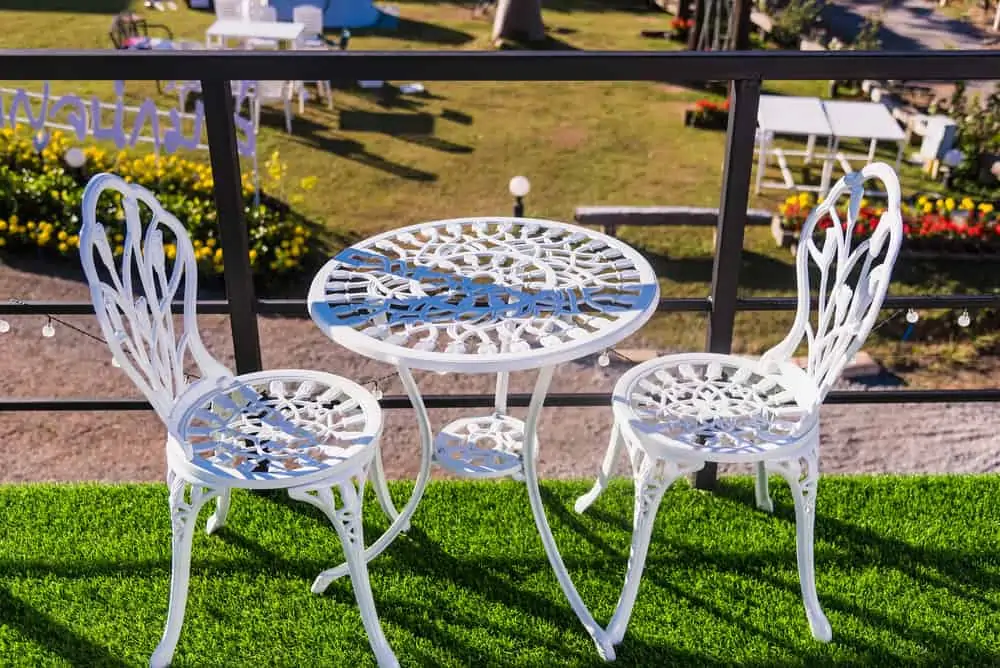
left=1, top=260, right=998, bottom=484
left=823, top=0, right=998, bottom=97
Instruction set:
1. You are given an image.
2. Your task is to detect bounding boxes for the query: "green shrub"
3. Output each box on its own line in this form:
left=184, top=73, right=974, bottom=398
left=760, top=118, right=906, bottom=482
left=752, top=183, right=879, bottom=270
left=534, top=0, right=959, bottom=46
left=0, top=126, right=319, bottom=277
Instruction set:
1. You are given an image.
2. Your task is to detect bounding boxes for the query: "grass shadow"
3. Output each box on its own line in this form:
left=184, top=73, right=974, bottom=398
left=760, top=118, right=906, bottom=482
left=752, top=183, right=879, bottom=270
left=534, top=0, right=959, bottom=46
left=342, top=16, right=475, bottom=45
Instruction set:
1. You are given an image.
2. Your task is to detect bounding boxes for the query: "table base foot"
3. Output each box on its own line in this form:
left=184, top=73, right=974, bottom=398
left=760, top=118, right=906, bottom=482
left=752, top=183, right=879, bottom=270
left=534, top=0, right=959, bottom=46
left=595, top=633, right=617, bottom=662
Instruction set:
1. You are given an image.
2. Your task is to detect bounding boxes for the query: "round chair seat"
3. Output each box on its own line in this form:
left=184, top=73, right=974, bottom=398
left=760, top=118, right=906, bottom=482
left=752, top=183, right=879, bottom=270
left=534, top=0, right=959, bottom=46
left=613, top=353, right=820, bottom=463
left=167, top=370, right=382, bottom=490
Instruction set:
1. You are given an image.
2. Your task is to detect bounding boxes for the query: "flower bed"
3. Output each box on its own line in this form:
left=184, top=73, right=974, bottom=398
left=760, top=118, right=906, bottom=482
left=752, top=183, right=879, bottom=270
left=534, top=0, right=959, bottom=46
left=669, top=17, right=694, bottom=41
left=684, top=99, right=729, bottom=130
left=773, top=192, right=1000, bottom=258
left=0, top=127, right=319, bottom=278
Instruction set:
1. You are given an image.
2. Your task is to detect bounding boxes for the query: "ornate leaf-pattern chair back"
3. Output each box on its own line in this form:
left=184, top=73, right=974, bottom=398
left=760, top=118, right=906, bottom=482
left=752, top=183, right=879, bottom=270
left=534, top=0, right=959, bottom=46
left=80, top=173, right=230, bottom=421
left=762, top=162, right=903, bottom=402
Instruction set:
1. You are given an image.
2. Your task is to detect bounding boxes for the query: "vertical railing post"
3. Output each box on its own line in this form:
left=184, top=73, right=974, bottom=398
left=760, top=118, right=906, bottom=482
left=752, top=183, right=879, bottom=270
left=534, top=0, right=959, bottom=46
left=201, top=79, right=263, bottom=374
left=696, top=77, right=762, bottom=491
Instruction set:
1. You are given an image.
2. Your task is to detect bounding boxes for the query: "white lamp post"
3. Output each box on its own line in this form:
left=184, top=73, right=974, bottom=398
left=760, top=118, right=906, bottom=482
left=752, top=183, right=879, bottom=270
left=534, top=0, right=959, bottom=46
left=509, top=175, right=530, bottom=217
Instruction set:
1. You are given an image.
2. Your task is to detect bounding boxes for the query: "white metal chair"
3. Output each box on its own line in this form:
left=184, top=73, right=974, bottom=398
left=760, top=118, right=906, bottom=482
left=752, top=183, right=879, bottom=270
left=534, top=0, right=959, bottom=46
left=79, top=173, right=399, bottom=668
left=576, top=162, right=904, bottom=650
left=292, top=4, right=334, bottom=109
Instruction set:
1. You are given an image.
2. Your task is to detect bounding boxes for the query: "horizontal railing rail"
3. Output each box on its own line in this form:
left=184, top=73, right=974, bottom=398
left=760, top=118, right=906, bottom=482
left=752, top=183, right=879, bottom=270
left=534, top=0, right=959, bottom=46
left=0, top=49, right=997, bottom=81
left=2, top=48, right=999, bottom=490
left=3, top=294, right=1000, bottom=316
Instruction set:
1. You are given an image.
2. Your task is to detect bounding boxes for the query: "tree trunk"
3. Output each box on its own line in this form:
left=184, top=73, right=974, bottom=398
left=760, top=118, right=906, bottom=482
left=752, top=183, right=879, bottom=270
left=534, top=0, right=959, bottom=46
left=687, top=0, right=704, bottom=49
left=731, top=0, right=751, bottom=49
left=492, top=0, right=546, bottom=44
left=677, top=0, right=691, bottom=21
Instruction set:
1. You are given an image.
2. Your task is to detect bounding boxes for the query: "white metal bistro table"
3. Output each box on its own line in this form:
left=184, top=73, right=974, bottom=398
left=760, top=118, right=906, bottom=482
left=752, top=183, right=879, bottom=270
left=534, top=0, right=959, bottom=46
left=206, top=19, right=305, bottom=49
left=307, top=216, right=660, bottom=660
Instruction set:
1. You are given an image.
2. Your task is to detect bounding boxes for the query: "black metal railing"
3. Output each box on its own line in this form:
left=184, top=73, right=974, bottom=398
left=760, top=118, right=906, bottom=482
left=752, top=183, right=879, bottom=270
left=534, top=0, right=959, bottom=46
left=1, top=49, right=999, bottom=489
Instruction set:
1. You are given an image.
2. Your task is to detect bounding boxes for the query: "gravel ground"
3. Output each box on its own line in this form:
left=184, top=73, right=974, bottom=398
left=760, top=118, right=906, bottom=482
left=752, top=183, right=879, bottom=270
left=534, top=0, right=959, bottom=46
left=1, top=259, right=998, bottom=484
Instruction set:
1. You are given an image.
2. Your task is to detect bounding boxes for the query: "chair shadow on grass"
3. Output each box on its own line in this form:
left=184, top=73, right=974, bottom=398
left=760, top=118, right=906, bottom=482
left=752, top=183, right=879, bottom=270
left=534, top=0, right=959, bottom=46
left=264, top=108, right=439, bottom=184
left=0, top=586, right=132, bottom=668
left=558, top=479, right=1000, bottom=665
left=234, top=489, right=636, bottom=664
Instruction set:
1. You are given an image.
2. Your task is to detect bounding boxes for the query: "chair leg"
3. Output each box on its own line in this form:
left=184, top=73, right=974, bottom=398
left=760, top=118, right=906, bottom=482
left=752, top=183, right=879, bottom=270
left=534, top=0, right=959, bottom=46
left=574, top=421, right=624, bottom=514
left=773, top=446, right=832, bottom=642
left=290, top=473, right=399, bottom=668
left=605, top=453, right=701, bottom=646
left=205, top=489, right=232, bottom=535
left=754, top=461, right=773, bottom=513
left=150, top=472, right=218, bottom=668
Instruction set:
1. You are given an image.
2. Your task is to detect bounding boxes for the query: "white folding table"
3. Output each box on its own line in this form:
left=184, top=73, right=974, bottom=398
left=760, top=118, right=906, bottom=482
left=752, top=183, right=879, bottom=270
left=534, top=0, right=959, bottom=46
left=755, top=95, right=835, bottom=196
left=821, top=100, right=906, bottom=196
left=206, top=19, right=305, bottom=49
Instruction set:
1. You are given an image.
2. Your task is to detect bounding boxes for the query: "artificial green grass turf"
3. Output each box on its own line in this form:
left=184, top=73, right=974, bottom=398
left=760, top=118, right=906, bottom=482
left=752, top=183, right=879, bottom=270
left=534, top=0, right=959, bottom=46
left=0, top=476, right=998, bottom=667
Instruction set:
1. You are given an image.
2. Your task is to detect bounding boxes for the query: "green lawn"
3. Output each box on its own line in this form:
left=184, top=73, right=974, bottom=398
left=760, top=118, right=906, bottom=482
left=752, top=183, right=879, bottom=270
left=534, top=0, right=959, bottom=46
left=0, top=1, right=995, bottom=378
left=0, top=477, right=998, bottom=666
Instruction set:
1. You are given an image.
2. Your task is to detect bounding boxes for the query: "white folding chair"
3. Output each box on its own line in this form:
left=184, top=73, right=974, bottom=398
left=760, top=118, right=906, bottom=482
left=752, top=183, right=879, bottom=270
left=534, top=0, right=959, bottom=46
left=577, top=162, right=905, bottom=650
left=292, top=4, right=334, bottom=110
left=246, top=5, right=280, bottom=49
left=208, top=0, right=244, bottom=48
left=79, top=173, right=399, bottom=668
left=247, top=80, right=296, bottom=133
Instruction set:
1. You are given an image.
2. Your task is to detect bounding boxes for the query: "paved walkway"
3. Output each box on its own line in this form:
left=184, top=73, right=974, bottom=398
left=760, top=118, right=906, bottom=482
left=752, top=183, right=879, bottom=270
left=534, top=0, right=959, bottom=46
left=823, top=0, right=997, bottom=96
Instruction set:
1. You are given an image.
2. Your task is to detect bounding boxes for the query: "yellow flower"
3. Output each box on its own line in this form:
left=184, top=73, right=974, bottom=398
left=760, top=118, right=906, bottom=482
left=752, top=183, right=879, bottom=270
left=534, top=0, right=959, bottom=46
left=922, top=202, right=933, bottom=214
left=0, top=221, right=6, bottom=232
left=248, top=249, right=258, bottom=262
left=57, top=242, right=68, bottom=253
left=945, top=197, right=955, bottom=211
left=960, top=197, right=975, bottom=211
left=26, top=221, right=35, bottom=230
left=57, top=230, right=68, bottom=241
left=214, top=248, right=223, bottom=262
left=165, top=243, right=177, bottom=260
left=299, top=176, right=318, bottom=191
left=979, top=203, right=994, bottom=214
left=205, top=238, right=216, bottom=248
left=860, top=198, right=869, bottom=208
left=0, top=238, right=6, bottom=247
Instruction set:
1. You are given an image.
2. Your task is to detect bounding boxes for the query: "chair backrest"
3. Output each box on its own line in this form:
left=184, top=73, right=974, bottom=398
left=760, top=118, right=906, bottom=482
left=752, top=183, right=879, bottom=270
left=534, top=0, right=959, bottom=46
left=250, top=80, right=289, bottom=100
left=761, top=162, right=904, bottom=402
left=250, top=4, right=277, bottom=21
left=215, top=0, right=243, bottom=20
left=79, top=173, right=230, bottom=422
left=293, top=4, right=324, bottom=37
left=110, top=13, right=147, bottom=49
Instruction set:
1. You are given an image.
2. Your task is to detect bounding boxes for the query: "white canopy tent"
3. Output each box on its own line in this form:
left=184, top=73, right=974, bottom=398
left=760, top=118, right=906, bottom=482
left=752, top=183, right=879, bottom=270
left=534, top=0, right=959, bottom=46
left=755, top=95, right=835, bottom=196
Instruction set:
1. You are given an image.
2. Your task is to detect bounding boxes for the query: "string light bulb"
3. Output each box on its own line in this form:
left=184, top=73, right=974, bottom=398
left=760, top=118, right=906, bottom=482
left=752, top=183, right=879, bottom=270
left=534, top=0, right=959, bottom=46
left=0, top=319, right=9, bottom=334
left=41, top=318, right=55, bottom=338
left=597, top=351, right=611, bottom=367
left=905, top=309, right=919, bottom=324
left=957, top=310, right=971, bottom=328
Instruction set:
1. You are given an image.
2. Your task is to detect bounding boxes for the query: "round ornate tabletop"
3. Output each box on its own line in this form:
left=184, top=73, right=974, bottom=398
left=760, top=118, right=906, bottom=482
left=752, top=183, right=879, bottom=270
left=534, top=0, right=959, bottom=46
left=307, top=216, right=660, bottom=373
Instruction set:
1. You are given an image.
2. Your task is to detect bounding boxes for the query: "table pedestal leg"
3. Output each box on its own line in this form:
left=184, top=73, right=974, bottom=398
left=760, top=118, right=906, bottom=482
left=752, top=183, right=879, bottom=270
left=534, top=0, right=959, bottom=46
left=521, top=366, right=616, bottom=661
left=312, top=364, right=433, bottom=592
